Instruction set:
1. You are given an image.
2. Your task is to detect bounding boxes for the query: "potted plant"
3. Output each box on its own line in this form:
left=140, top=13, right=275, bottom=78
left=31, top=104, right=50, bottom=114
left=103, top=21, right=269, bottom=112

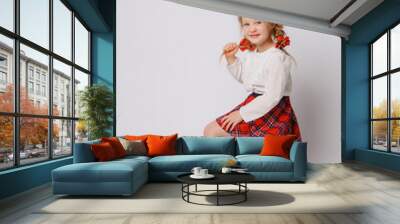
left=79, top=84, right=114, bottom=140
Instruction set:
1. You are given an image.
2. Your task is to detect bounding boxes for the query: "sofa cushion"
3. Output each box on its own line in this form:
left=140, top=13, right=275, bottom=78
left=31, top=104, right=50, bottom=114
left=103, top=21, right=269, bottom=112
left=177, top=136, right=236, bottom=155
left=147, top=134, right=178, bottom=157
left=101, top=137, right=127, bottom=158
left=118, top=138, right=147, bottom=156
left=53, top=158, right=147, bottom=183
left=148, top=154, right=235, bottom=172
left=236, top=155, right=293, bottom=172
left=236, top=137, right=264, bottom=155
left=115, top=155, right=150, bottom=163
left=91, top=142, right=118, bottom=161
left=260, top=135, right=297, bottom=159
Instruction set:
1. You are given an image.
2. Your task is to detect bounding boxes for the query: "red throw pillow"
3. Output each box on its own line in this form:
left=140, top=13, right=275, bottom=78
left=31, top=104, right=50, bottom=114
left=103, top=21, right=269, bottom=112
left=91, top=142, right=118, bottom=161
left=101, top=137, right=127, bottom=158
left=146, top=134, right=178, bottom=157
left=260, top=134, right=297, bottom=159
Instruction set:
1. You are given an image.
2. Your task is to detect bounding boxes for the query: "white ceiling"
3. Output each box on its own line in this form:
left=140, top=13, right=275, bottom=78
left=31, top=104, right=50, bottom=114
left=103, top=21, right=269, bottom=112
left=164, top=0, right=384, bottom=38
left=227, top=0, right=353, bottom=22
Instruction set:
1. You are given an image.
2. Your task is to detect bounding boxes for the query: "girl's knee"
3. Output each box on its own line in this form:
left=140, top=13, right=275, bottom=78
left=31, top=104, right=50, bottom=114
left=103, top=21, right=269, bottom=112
left=204, top=121, right=229, bottom=137
left=203, top=122, right=215, bottom=136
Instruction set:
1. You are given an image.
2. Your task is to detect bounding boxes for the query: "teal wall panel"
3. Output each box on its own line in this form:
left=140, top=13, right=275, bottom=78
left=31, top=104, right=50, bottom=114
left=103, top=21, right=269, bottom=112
left=0, top=158, right=72, bottom=199
left=355, top=148, right=400, bottom=172
left=91, top=31, right=115, bottom=135
left=344, top=0, right=400, bottom=172
left=343, top=44, right=370, bottom=160
left=92, top=32, right=114, bottom=88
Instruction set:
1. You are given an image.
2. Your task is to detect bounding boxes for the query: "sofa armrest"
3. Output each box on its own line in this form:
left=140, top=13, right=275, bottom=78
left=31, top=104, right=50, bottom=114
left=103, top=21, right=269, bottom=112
left=289, top=141, right=307, bottom=181
left=73, top=140, right=100, bottom=163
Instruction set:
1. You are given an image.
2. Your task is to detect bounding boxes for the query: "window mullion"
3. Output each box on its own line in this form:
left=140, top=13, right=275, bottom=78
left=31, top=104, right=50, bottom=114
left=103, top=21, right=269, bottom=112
left=71, top=10, right=76, bottom=155
left=48, top=0, right=54, bottom=160
left=388, top=30, right=391, bottom=153
left=88, top=26, right=90, bottom=76
left=370, top=45, right=373, bottom=149
left=13, top=0, right=21, bottom=167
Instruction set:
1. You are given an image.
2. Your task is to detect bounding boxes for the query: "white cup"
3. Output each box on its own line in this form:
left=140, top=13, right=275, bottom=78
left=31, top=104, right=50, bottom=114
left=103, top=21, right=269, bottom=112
left=191, top=167, right=202, bottom=176
left=221, top=167, right=232, bottom=174
left=200, top=169, right=208, bottom=176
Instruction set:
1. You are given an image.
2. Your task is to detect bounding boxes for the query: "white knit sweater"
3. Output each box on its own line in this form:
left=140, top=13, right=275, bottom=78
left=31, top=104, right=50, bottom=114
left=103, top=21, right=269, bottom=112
left=225, top=47, right=295, bottom=122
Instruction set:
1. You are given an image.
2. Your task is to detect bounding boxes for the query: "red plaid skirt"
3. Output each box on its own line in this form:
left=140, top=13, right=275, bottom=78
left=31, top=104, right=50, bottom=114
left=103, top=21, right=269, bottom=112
left=216, top=93, right=302, bottom=140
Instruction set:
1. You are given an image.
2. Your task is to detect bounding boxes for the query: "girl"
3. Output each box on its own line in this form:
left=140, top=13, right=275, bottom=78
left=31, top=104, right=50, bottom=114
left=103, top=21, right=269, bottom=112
left=203, top=16, right=302, bottom=140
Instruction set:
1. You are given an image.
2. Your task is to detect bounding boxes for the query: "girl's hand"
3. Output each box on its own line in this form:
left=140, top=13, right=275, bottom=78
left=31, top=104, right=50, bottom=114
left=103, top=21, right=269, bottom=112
left=223, top=43, right=239, bottom=58
left=221, top=110, right=243, bottom=132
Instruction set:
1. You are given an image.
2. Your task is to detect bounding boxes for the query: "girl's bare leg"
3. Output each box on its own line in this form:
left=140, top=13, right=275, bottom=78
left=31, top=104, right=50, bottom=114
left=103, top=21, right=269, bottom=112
left=203, top=121, right=231, bottom=137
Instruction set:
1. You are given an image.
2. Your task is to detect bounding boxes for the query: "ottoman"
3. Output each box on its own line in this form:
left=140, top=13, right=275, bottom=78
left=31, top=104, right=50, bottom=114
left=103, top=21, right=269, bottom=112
left=52, top=157, right=148, bottom=196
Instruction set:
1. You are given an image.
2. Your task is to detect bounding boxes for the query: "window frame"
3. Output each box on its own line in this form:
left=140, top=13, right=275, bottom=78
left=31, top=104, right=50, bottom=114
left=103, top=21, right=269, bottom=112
left=0, top=0, right=92, bottom=171
left=370, top=20, right=400, bottom=154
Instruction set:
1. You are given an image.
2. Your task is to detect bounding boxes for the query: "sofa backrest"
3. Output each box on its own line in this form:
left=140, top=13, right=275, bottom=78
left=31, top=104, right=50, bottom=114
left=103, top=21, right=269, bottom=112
left=73, top=139, right=100, bottom=163
left=73, top=136, right=303, bottom=161
left=176, top=136, right=236, bottom=155
left=235, top=137, right=264, bottom=155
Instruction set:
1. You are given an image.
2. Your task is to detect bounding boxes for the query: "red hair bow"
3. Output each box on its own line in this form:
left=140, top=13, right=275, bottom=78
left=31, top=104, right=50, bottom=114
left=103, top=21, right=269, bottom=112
left=275, top=35, right=290, bottom=49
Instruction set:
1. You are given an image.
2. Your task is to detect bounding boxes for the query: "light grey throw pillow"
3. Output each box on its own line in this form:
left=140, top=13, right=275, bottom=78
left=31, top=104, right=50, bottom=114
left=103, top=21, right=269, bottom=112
left=118, top=137, right=147, bottom=156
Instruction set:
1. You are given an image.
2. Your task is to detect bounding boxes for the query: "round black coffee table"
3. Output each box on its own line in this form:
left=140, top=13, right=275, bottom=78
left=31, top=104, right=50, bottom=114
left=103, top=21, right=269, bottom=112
left=177, top=172, right=255, bottom=206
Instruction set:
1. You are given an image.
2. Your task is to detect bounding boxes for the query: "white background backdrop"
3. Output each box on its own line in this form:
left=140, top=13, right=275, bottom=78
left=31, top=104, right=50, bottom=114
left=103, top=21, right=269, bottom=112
left=116, top=0, right=342, bottom=163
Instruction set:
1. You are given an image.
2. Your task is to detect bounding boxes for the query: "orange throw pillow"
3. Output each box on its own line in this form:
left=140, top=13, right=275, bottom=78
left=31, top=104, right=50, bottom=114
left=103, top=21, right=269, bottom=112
left=146, top=134, right=178, bottom=157
left=101, top=137, right=127, bottom=158
left=91, top=142, right=118, bottom=161
left=260, top=134, right=297, bottom=159
left=124, top=135, right=149, bottom=141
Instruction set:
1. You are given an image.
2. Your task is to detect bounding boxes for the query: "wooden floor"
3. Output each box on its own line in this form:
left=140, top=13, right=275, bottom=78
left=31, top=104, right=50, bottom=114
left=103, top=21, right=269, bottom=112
left=1, top=162, right=400, bottom=224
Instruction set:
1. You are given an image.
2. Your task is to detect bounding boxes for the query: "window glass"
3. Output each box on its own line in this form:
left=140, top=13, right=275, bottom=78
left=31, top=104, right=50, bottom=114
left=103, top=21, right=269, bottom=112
left=391, top=72, right=400, bottom=118
left=74, top=18, right=89, bottom=69
left=372, top=76, right=387, bottom=119
left=20, top=44, right=49, bottom=115
left=20, top=0, right=49, bottom=49
left=53, top=119, right=72, bottom=157
left=0, top=0, right=14, bottom=31
left=75, top=120, right=88, bottom=143
left=372, top=121, right=388, bottom=151
left=372, top=33, right=387, bottom=76
left=0, top=116, right=13, bottom=170
left=20, top=117, right=49, bottom=165
left=391, top=120, right=400, bottom=153
left=53, top=59, right=72, bottom=117
left=391, top=24, right=400, bottom=70
left=74, top=69, right=89, bottom=118
left=0, top=35, right=14, bottom=113
left=53, top=0, right=72, bottom=60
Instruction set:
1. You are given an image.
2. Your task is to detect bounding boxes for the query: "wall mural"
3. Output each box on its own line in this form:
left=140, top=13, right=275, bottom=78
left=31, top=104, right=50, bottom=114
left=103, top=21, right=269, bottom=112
left=117, top=0, right=343, bottom=163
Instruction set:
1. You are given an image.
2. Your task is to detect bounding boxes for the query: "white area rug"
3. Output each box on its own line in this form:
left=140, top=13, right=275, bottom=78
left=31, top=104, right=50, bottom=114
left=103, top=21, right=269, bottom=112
left=38, top=183, right=362, bottom=214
